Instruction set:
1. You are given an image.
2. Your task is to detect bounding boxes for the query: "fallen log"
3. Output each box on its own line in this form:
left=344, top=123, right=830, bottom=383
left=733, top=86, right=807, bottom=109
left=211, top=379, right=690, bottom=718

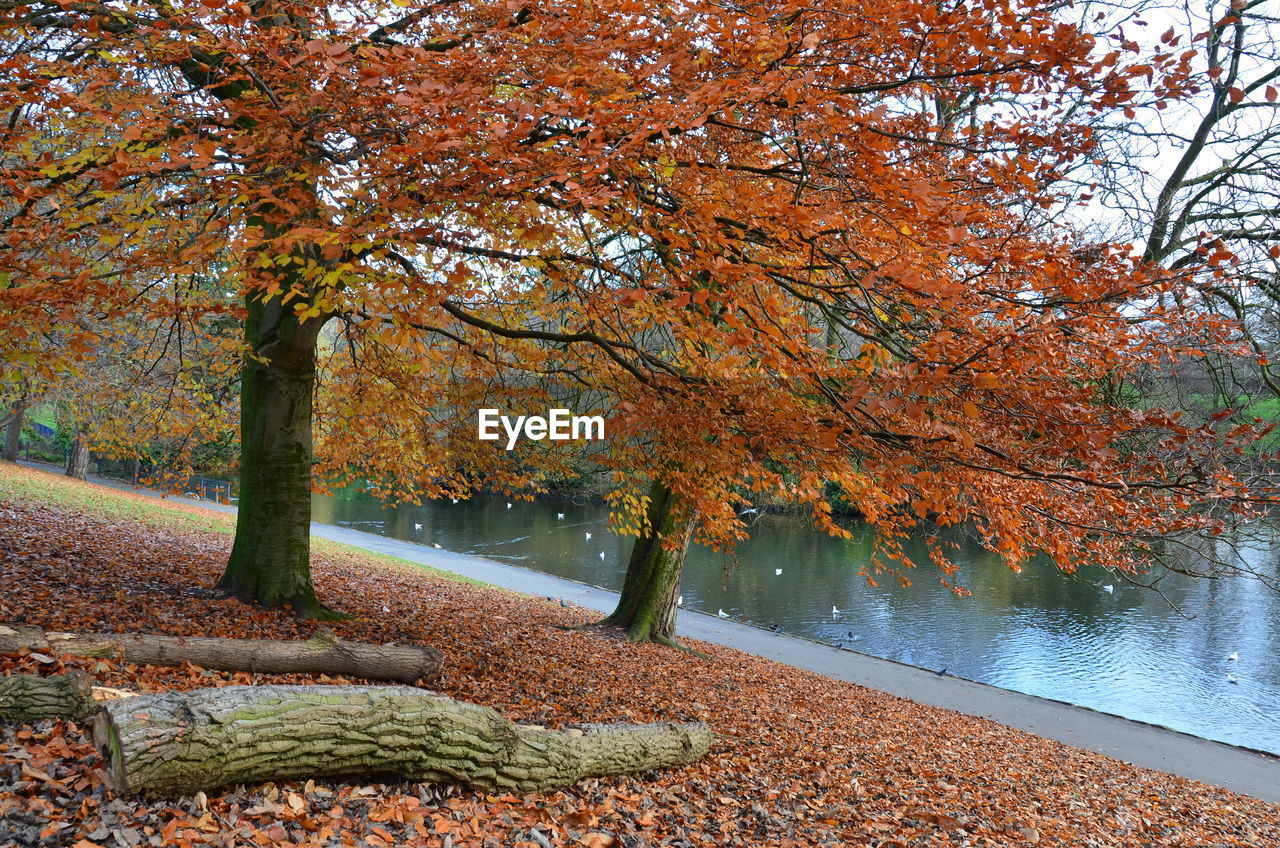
left=0, top=671, right=97, bottom=723
left=93, top=684, right=713, bottom=796
left=0, top=624, right=441, bottom=684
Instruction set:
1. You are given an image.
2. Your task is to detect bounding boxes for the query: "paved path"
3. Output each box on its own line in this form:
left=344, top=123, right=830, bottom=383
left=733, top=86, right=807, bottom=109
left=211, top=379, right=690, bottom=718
left=26, top=463, right=1280, bottom=804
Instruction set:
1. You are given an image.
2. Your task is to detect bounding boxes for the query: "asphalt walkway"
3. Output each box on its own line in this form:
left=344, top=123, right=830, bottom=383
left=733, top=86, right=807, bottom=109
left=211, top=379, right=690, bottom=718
left=24, top=463, right=1280, bottom=804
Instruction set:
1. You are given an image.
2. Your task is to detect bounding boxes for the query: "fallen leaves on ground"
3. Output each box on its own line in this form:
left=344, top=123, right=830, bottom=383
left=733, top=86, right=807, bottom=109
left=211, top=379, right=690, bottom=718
left=1, top=465, right=1278, bottom=847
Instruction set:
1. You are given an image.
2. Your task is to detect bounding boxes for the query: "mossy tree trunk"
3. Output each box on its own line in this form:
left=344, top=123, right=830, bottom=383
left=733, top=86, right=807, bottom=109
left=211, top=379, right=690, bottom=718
left=93, top=684, right=713, bottom=796
left=601, top=480, right=694, bottom=647
left=65, top=433, right=89, bottom=480
left=215, top=281, right=333, bottom=618
left=2, top=399, right=24, bottom=461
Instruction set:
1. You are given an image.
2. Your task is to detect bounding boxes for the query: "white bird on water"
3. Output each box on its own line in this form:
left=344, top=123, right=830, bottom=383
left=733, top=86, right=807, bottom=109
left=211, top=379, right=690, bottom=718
left=1101, top=585, right=1114, bottom=594
left=507, top=502, right=513, bottom=509
left=677, top=595, right=683, bottom=607
left=451, top=498, right=459, bottom=504
left=433, top=543, right=442, bottom=549
left=775, top=568, right=783, bottom=576
left=585, top=531, right=592, bottom=540
left=557, top=513, right=565, bottom=520
left=1227, top=673, right=1239, bottom=684
left=832, top=605, right=839, bottom=617
left=598, top=551, right=606, bottom=560
left=717, top=609, right=729, bottom=618
left=414, top=523, right=422, bottom=530
left=1228, top=651, right=1239, bottom=661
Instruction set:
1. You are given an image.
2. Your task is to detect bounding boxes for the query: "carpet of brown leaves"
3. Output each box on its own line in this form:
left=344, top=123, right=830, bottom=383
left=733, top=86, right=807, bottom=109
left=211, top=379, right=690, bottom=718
left=2, top=469, right=1278, bottom=847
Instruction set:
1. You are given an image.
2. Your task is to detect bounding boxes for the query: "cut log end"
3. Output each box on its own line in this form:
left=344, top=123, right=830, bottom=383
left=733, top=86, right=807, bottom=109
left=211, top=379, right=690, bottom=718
left=93, top=709, right=131, bottom=793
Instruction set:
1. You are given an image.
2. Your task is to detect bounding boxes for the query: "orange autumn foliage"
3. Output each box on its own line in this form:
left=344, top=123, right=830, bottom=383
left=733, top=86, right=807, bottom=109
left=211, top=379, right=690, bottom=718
left=0, top=0, right=1263, bottom=605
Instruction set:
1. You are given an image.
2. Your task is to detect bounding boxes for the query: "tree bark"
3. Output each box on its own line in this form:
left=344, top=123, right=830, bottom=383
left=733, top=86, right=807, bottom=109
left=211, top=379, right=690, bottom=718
left=65, top=434, right=90, bottom=480
left=0, top=672, right=97, bottom=723
left=1, top=399, right=24, bottom=462
left=216, top=291, right=332, bottom=617
left=601, top=481, right=694, bottom=646
left=0, top=624, right=441, bottom=684
left=93, top=684, right=713, bottom=797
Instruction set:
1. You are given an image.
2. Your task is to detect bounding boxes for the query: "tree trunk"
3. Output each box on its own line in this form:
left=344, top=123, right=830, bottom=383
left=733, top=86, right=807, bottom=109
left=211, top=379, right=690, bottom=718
left=0, top=624, right=441, bottom=684
left=1, top=399, right=24, bottom=462
left=0, top=672, right=97, bottom=723
left=65, top=434, right=89, bottom=480
left=93, top=684, right=713, bottom=797
left=216, top=292, right=332, bottom=617
left=601, top=481, right=694, bottom=647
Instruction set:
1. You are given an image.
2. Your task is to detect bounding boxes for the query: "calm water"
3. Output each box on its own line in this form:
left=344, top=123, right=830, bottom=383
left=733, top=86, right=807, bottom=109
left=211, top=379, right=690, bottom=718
left=312, top=489, right=1280, bottom=754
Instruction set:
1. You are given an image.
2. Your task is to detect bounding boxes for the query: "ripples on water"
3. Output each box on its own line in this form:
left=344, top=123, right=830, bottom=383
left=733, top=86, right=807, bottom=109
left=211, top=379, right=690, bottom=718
left=314, top=490, right=1280, bottom=754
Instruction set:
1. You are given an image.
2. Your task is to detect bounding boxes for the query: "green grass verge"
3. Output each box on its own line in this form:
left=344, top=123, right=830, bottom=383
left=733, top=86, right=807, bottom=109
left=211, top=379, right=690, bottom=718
left=29, top=403, right=57, bottom=433
left=0, top=461, right=489, bottom=588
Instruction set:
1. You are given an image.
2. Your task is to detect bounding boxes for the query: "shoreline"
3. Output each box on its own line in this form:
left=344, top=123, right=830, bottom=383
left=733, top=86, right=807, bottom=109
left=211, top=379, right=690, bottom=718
left=16, top=460, right=1280, bottom=805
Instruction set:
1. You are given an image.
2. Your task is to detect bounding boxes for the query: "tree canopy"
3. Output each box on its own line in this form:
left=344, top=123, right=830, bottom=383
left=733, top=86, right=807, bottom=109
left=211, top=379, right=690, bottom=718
left=1, top=0, right=1266, bottom=613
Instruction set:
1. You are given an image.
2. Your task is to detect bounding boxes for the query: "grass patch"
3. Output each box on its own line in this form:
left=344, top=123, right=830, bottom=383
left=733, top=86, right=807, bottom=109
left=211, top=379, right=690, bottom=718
left=29, top=403, right=57, bottom=433
left=0, top=461, right=489, bottom=589
left=0, top=461, right=230, bottom=536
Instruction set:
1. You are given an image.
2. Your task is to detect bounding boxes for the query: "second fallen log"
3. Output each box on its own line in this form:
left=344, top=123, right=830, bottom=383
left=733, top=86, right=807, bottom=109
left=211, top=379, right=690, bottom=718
left=0, top=624, right=441, bottom=684
left=0, top=672, right=97, bottom=723
left=93, top=684, right=714, bottom=796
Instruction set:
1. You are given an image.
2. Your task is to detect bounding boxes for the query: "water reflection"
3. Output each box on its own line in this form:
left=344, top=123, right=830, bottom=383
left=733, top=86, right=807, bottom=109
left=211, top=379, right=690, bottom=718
left=313, top=489, right=1280, bottom=753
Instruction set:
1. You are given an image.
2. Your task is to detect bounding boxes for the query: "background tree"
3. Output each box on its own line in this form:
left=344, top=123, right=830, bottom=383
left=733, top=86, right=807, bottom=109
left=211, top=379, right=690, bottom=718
left=0, top=379, right=28, bottom=462
left=1066, top=0, right=1280, bottom=422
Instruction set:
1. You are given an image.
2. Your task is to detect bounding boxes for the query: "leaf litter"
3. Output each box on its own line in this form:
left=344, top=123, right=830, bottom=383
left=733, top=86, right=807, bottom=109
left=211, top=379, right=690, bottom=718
left=1, top=466, right=1278, bottom=847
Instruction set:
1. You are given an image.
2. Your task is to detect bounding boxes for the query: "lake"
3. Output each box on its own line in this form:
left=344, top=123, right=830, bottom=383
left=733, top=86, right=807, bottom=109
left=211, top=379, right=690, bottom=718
left=313, top=488, right=1280, bottom=754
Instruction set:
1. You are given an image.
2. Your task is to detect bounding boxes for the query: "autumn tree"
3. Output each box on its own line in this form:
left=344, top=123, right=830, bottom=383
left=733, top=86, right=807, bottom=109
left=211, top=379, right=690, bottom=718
left=2, top=0, right=1265, bottom=624
left=37, top=320, right=239, bottom=483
